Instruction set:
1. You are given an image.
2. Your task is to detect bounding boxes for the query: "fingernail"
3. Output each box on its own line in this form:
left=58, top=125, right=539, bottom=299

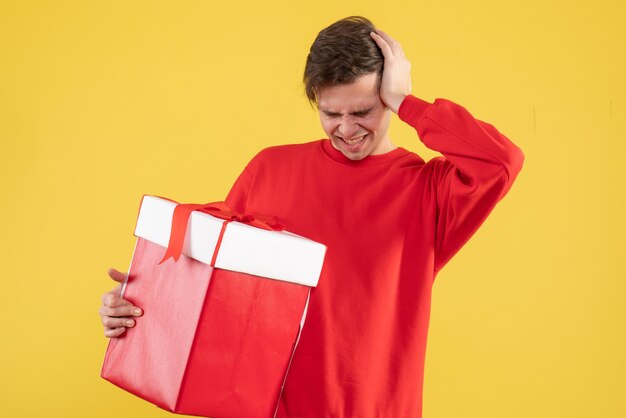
left=133, top=308, right=142, bottom=316
left=126, top=319, right=135, bottom=326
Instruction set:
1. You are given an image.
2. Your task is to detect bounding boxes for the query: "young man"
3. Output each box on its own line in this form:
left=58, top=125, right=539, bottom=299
left=100, top=16, right=524, bottom=418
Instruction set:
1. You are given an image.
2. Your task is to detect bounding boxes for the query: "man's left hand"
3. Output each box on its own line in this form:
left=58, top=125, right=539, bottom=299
left=370, top=29, right=412, bottom=114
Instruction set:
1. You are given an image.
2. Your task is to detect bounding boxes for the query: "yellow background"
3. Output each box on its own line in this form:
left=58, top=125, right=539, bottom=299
left=1, top=1, right=624, bottom=417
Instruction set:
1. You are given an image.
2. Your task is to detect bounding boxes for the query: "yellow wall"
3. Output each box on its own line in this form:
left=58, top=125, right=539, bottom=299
left=1, top=1, right=624, bottom=417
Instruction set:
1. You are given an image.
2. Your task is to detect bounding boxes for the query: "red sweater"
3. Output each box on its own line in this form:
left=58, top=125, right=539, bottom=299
left=225, top=95, right=524, bottom=418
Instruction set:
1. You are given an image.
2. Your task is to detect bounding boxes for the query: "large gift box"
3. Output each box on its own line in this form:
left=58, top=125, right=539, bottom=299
left=101, top=195, right=326, bottom=418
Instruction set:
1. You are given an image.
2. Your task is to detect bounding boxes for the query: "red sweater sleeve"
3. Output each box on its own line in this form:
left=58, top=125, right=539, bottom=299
left=398, top=95, right=525, bottom=273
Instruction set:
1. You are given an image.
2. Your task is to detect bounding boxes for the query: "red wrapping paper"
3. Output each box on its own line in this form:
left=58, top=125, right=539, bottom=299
left=101, top=210, right=313, bottom=417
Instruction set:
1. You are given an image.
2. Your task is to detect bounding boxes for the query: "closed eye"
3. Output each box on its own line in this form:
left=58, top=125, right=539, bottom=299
left=322, top=107, right=374, bottom=118
left=352, top=110, right=372, bottom=117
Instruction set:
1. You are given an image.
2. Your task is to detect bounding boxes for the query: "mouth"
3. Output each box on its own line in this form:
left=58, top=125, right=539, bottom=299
left=338, top=134, right=367, bottom=147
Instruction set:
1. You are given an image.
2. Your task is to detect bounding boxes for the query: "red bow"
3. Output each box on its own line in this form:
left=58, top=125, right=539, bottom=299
left=156, top=199, right=284, bottom=265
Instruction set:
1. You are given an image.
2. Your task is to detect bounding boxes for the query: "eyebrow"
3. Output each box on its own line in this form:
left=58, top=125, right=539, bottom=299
left=321, top=106, right=375, bottom=117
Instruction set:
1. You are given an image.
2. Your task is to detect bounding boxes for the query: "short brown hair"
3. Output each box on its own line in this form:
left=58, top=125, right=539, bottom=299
left=303, top=16, right=383, bottom=106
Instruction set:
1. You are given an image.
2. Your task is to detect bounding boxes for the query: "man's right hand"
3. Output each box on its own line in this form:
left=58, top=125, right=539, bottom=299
left=99, top=267, right=143, bottom=338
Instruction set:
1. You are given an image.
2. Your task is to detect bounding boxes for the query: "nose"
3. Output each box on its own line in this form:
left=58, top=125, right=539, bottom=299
left=337, top=116, right=359, bottom=139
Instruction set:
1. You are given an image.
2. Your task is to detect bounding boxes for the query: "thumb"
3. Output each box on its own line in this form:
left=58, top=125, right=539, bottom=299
left=107, top=267, right=128, bottom=284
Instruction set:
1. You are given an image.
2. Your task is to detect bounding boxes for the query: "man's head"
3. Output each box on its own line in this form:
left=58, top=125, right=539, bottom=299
left=304, top=16, right=383, bottom=106
left=304, top=16, right=394, bottom=161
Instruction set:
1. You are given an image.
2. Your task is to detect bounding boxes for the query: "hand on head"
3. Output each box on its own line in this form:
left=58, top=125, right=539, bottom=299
left=369, top=29, right=412, bottom=114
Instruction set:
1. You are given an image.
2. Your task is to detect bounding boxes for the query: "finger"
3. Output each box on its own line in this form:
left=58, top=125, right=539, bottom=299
left=102, top=315, right=136, bottom=329
left=374, top=29, right=406, bottom=58
left=104, top=326, right=127, bottom=338
left=102, top=291, right=132, bottom=308
left=370, top=31, right=394, bottom=58
left=100, top=284, right=122, bottom=304
left=375, top=29, right=398, bottom=47
left=107, top=267, right=128, bottom=284
left=99, top=304, right=143, bottom=318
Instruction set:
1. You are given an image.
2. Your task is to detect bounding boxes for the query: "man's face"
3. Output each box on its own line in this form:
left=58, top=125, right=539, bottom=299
left=317, top=72, right=393, bottom=161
